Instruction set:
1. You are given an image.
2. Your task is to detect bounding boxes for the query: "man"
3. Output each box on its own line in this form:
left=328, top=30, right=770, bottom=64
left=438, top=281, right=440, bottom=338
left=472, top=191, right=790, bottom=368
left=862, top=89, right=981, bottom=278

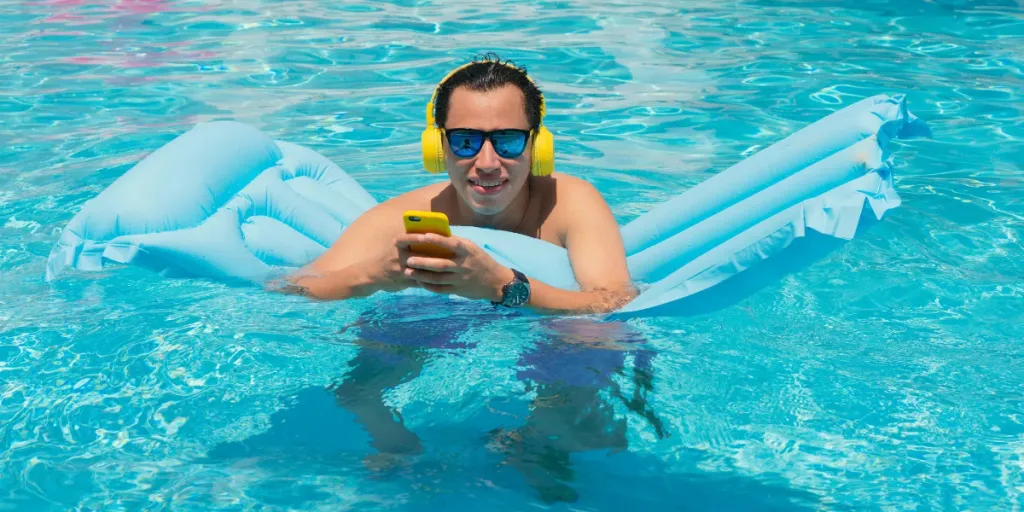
left=285, top=54, right=636, bottom=314
left=269, top=55, right=662, bottom=504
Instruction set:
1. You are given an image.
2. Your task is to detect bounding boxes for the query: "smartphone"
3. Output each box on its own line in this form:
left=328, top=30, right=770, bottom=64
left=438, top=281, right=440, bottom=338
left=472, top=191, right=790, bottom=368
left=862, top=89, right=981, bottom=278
left=403, top=210, right=455, bottom=258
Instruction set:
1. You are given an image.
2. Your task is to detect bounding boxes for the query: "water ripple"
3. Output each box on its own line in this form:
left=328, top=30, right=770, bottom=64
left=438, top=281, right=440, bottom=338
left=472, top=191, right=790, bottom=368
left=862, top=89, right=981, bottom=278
left=2, top=0, right=1023, bottom=509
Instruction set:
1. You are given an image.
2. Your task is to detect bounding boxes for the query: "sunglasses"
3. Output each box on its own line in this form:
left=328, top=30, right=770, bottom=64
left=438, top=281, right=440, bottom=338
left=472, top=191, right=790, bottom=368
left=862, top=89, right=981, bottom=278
left=444, top=128, right=532, bottom=159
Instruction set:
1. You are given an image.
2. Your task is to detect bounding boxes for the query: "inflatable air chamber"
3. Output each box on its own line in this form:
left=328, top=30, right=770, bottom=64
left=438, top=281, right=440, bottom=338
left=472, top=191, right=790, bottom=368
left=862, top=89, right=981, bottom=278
left=45, top=94, right=931, bottom=316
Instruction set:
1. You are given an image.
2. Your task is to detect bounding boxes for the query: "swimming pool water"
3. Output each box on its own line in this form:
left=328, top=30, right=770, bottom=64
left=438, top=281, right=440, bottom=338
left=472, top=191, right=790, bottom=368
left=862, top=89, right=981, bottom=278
left=2, top=0, right=1023, bottom=510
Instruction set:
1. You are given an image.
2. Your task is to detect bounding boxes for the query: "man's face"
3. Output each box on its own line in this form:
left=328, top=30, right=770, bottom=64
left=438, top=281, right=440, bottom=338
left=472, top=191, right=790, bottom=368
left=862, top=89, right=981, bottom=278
left=443, top=84, right=532, bottom=217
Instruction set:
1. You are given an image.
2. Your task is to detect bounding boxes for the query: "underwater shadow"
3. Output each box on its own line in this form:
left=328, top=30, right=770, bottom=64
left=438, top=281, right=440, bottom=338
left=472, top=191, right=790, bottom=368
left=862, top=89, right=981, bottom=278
left=532, top=447, right=833, bottom=512
left=195, top=306, right=831, bottom=511
left=197, top=388, right=830, bottom=511
left=197, top=382, right=828, bottom=511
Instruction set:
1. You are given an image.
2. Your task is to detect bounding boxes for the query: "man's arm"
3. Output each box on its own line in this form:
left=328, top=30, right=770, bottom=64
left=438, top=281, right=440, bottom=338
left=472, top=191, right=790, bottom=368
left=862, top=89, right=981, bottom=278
left=270, top=202, right=407, bottom=301
left=517, top=179, right=637, bottom=314
left=518, top=278, right=636, bottom=315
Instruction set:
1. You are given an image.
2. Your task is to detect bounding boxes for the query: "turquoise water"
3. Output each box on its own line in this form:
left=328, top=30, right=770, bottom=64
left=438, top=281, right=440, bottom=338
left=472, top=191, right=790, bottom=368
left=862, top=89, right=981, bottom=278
left=2, top=0, right=1023, bottom=509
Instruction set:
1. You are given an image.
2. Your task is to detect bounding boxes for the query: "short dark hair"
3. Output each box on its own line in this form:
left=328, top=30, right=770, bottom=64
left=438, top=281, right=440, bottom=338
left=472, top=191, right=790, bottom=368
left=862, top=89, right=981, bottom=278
left=432, top=52, right=544, bottom=130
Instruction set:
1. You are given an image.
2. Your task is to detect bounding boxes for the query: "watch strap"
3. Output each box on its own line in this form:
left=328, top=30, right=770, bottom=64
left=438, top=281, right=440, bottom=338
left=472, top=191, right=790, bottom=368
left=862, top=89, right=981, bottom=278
left=493, top=268, right=530, bottom=307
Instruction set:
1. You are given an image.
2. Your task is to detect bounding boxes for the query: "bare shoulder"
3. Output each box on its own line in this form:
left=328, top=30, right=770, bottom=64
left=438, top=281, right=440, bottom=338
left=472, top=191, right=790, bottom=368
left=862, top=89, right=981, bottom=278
left=534, top=173, right=617, bottom=247
left=552, top=172, right=599, bottom=194
left=547, top=173, right=615, bottom=221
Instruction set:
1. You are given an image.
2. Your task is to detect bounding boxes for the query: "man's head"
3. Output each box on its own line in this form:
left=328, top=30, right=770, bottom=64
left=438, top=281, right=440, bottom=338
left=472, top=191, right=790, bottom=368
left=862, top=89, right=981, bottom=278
left=423, top=54, right=551, bottom=217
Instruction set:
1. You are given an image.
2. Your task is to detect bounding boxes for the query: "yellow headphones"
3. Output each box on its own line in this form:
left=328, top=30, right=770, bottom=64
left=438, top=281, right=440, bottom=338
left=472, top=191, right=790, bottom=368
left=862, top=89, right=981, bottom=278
left=421, top=60, right=555, bottom=176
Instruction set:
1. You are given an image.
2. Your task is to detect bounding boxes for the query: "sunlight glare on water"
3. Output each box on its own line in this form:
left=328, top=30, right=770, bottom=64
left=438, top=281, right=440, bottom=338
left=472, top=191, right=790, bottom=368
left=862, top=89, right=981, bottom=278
left=1, top=0, right=1023, bottom=510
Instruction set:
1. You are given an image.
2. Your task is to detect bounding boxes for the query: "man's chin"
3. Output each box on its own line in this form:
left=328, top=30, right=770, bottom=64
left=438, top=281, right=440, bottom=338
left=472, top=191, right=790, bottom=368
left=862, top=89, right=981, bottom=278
left=465, top=190, right=509, bottom=216
left=468, top=201, right=507, bottom=217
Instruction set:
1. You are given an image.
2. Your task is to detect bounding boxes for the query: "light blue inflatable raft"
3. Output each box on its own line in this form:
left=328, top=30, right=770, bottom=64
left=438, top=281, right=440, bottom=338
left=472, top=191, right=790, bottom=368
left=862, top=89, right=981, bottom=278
left=46, top=94, right=930, bottom=317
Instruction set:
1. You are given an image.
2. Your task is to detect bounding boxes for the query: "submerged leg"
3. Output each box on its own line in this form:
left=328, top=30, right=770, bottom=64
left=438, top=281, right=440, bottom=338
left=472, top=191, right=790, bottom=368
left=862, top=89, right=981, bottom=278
left=495, top=319, right=663, bottom=503
left=331, top=340, right=430, bottom=466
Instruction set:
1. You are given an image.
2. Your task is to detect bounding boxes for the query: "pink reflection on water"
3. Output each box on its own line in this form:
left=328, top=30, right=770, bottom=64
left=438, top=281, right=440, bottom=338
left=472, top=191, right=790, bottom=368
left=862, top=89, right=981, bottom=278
left=30, top=0, right=224, bottom=85
left=63, top=49, right=219, bottom=68
left=31, top=0, right=208, bottom=25
left=40, top=0, right=223, bottom=75
left=32, top=30, right=91, bottom=36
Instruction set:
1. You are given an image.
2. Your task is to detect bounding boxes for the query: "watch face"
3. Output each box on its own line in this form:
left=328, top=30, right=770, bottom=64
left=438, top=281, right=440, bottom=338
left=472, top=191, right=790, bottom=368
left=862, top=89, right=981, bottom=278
left=506, top=280, right=529, bottom=306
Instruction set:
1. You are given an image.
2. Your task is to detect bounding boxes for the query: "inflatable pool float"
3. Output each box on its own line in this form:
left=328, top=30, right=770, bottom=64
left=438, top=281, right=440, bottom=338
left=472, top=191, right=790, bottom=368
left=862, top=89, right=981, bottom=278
left=45, top=94, right=930, bottom=317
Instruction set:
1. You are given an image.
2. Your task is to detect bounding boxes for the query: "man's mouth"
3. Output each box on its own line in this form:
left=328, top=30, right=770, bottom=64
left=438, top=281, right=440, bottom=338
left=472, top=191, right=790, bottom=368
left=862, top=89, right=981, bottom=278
left=469, top=178, right=507, bottom=195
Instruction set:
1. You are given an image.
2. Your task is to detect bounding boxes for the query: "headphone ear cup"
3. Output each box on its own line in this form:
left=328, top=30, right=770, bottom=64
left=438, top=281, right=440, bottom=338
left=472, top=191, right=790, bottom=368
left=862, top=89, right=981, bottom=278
left=421, top=127, right=445, bottom=173
left=530, top=126, right=555, bottom=176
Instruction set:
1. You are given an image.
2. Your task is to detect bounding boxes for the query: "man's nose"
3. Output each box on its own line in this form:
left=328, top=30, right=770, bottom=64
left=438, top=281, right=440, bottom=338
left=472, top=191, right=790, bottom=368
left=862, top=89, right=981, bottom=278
left=474, top=138, right=501, bottom=171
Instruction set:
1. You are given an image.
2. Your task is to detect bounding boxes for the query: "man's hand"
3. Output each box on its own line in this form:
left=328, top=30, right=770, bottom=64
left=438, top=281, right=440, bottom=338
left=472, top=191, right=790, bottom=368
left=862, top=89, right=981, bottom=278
left=397, top=233, right=513, bottom=302
left=268, top=233, right=423, bottom=301
left=367, top=235, right=423, bottom=293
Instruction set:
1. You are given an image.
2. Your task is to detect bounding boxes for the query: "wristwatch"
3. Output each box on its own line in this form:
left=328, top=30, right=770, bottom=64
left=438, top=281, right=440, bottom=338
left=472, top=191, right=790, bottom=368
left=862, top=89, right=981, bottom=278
left=493, top=268, right=530, bottom=308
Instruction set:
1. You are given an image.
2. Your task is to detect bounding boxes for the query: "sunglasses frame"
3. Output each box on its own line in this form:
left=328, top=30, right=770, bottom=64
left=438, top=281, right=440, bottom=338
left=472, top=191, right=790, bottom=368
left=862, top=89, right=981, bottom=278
left=443, top=128, right=533, bottom=159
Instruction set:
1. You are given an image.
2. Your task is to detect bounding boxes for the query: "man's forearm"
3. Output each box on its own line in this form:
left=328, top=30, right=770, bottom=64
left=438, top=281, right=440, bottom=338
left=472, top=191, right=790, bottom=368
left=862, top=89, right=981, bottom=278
left=526, top=279, right=638, bottom=315
left=270, top=265, right=376, bottom=301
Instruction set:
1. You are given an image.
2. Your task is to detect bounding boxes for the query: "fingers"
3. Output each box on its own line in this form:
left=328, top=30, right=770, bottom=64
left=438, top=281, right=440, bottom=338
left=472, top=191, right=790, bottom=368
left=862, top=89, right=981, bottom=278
left=406, top=255, right=457, bottom=273
left=397, top=233, right=467, bottom=255
left=404, top=268, right=455, bottom=285
left=395, top=235, right=416, bottom=250
left=397, top=248, right=415, bottom=269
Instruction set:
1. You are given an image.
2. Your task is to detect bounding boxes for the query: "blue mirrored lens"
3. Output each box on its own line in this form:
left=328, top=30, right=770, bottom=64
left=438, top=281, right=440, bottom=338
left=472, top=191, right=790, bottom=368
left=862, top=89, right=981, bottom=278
left=446, top=129, right=529, bottom=159
left=491, top=130, right=528, bottom=158
left=448, top=130, right=484, bottom=157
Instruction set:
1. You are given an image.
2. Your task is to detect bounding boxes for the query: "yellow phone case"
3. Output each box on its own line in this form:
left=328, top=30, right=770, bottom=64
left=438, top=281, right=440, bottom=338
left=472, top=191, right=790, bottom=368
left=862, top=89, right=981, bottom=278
left=403, top=210, right=455, bottom=258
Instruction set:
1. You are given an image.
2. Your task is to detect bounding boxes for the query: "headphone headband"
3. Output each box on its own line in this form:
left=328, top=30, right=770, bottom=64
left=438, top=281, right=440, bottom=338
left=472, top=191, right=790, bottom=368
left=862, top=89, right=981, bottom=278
left=425, top=59, right=546, bottom=128
left=421, top=57, right=554, bottom=177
